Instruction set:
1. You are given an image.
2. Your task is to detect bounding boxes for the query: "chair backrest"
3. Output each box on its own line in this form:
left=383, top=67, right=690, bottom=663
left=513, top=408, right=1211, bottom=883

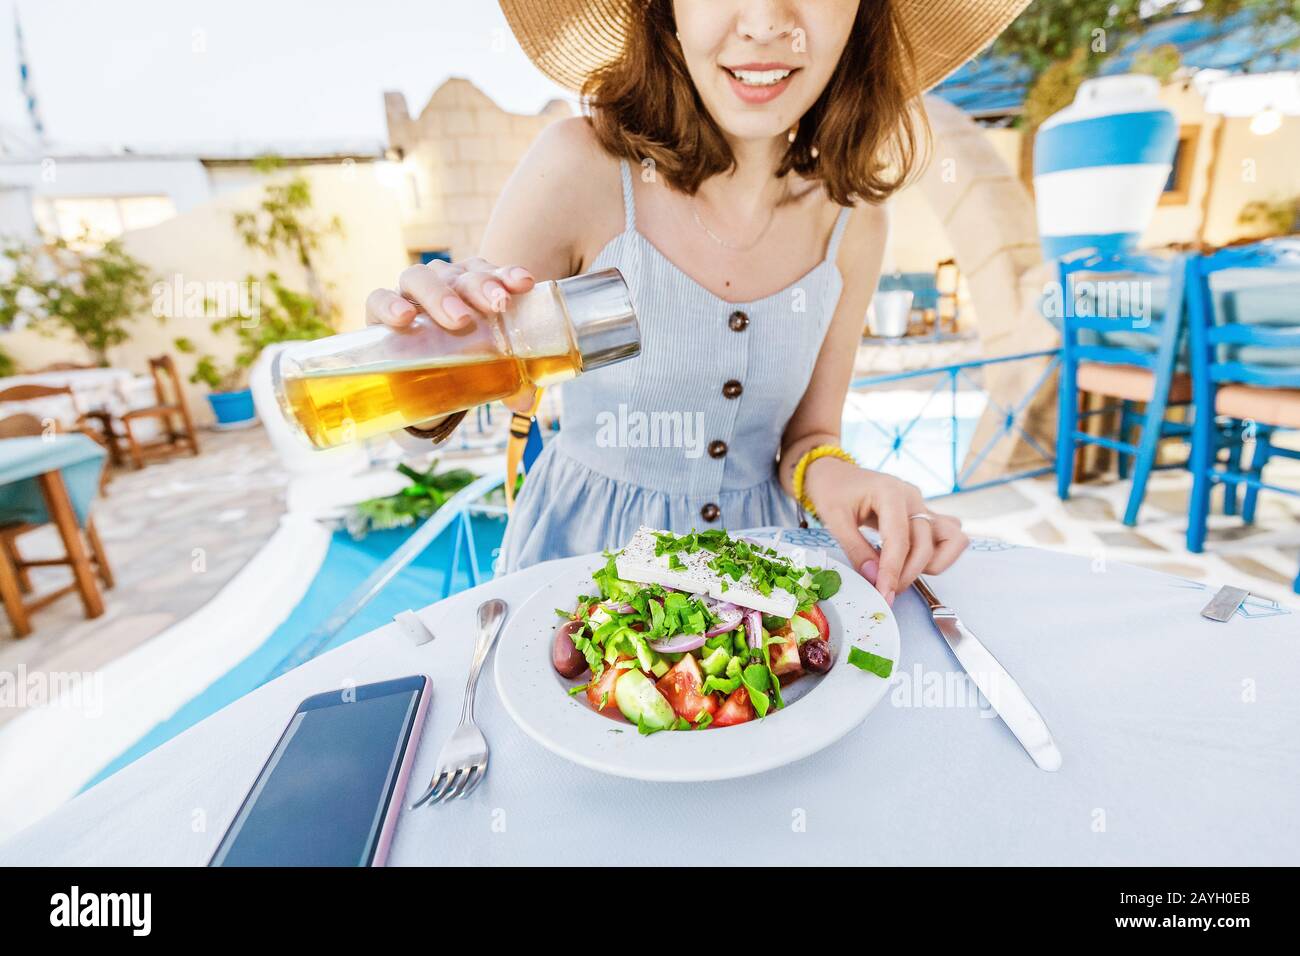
left=1185, top=239, right=1300, bottom=391
left=147, top=355, right=190, bottom=411
left=0, top=383, right=82, bottom=427
left=0, top=412, right=48, bottom=439
left=1056, top=249, right=1186, bottom=372
left=0, top=383, right=77, bottom=405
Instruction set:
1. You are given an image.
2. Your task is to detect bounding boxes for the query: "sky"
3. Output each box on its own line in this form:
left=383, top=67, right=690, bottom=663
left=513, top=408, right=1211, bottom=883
left=0, top=0, right=575, bottom=152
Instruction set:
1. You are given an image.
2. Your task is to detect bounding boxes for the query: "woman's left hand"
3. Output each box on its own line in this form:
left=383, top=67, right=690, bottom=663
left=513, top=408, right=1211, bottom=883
left=802, top=457, right=969, bottom=605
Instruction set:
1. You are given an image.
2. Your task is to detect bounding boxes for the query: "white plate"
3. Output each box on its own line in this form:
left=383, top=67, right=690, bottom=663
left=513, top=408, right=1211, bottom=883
left=494, top=552, right=900, bottom=782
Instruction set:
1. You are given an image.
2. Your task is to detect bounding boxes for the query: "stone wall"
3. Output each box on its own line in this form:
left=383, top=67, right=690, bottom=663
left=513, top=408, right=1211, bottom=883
left=385, top=78, right=571, bottom=262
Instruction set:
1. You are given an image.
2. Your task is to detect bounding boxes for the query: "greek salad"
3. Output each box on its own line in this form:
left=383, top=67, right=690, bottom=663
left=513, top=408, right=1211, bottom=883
left=551, top=527, right=842, bottom=733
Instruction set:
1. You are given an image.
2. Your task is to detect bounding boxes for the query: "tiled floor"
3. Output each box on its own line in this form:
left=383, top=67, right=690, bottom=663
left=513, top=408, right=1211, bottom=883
left=3, top=420, right=1295, bottom=730
left=939, top=458, right=1300, bottom=607
left=0, top=427, right=288, bottom=726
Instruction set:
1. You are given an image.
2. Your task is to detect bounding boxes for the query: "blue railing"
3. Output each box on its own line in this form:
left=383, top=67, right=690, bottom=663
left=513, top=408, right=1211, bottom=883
left=266, top=472, right=505, bottom=679
left=847, top=349, right=1062, bottom=496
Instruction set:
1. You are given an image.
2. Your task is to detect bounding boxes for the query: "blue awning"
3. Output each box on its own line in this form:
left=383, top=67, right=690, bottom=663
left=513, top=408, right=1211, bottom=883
left=933, top=9, right=1300, bottom=119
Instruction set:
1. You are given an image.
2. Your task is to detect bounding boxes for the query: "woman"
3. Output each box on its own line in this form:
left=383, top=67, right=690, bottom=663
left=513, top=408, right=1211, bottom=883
left=366, top=0, right=1028, bottom=603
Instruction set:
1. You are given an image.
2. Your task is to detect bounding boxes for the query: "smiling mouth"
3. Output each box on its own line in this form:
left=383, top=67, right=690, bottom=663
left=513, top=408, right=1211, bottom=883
left=723, top=66, right=796, bottom=87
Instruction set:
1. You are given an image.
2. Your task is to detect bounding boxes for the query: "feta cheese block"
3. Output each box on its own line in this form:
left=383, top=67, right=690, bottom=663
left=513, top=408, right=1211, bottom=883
left=614, top=526, right=797, bottom=617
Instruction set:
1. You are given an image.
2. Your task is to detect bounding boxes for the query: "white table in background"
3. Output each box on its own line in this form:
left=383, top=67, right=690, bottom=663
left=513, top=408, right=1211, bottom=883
left=1, top=528, right=1296, bottom=866
left=0, top=368, right=157, bottom=428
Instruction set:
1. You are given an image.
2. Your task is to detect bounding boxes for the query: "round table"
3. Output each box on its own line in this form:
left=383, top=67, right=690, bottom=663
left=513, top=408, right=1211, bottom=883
left=0, top=369, right=154, bottom=420
left=0, top=527, right=1295, bottom=865
left=0, top=434, right=108, bottom=636
left=0, top=369, right=162, bottom=453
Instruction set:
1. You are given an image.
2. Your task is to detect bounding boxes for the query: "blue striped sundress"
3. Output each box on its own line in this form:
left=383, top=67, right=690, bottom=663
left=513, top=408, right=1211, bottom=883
left=498, top=159, right=851, bottom=572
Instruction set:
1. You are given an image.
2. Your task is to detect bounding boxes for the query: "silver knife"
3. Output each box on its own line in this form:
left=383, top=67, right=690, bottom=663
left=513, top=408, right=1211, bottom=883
left=913, top=576, right=1063, bottom=772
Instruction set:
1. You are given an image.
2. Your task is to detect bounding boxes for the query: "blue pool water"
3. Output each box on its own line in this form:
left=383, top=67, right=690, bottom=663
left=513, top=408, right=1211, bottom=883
left=86, top=513, right=506, bottom=789
left=842, top=415, right=981, bottom=497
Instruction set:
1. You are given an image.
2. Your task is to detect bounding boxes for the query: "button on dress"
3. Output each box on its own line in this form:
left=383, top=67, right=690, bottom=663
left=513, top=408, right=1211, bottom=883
left=499, top=160, right=851, bottom=572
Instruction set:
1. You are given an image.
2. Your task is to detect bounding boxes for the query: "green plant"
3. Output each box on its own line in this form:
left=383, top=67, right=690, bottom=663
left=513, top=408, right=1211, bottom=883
left=1131, top=43, right=1183, bottom=84
left=995, top=1, right=1297, bottom=84
left=1019, top=43, right=1179, bottom=132
left=1021, top=48, right=1089, bottom=131
left=0, top=346, right=16, bottom=377
left=233, top=155, right=344, bottom=319
left=995, top=1, right=1298, bottom=132
left=348, top=462, right=480, bottom=536
left=0, top=237, right=153, bottom=366
left=1238, top=196, right=1300, bottom=238
left=174, top=271, right=334, bottom=391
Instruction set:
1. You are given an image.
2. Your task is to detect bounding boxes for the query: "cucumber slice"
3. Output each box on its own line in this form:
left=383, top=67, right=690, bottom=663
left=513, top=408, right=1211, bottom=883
left=614, top=670, right=676, bottom=730
left=635, top=639, right=659, bottom=674
left=700, top=646, right=730, bottom=677
left=789, top=614, right=821, bottom=644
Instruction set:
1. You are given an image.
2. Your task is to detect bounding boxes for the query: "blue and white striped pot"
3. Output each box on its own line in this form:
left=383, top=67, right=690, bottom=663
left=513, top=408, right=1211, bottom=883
left=1033, top=75, right=1178, bottom=261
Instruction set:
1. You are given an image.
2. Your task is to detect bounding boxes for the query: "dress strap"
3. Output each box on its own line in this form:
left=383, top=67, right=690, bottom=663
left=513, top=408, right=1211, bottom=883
left=826, top=205, right=852, bottom=263
left=618, top=158, right=637, bottom=231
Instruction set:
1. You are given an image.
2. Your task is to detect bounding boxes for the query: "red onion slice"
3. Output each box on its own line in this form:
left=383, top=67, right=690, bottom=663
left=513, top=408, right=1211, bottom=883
left=704, top=605, right=743, bottom=637
left=648, top=633, right=707, bottom=653
left=745, top=609, right=763, bottom=650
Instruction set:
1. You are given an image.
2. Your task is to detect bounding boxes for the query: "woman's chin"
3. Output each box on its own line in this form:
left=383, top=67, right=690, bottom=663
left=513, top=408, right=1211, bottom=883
left=710, top=112, right=797, bottom=149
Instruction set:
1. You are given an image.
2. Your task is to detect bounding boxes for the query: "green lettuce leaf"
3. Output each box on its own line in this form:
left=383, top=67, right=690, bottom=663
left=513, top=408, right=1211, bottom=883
left=847, top=646, right=894, bottom=678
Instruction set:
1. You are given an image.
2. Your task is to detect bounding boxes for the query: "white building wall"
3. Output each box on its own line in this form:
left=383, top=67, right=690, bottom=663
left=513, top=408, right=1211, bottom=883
left=0, top=156, right=213, bottom=211
left=0, top=187, right=37, bottom=237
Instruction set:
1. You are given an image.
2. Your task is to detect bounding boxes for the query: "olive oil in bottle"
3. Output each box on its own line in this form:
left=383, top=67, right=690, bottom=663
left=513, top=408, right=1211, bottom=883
left=273, top=269, right=639, bottom=450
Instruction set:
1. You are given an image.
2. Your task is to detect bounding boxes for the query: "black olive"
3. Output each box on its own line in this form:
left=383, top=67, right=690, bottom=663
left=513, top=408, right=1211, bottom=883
left=799, top=638, right=832, bottom=674
left=552, top=620, right=589, bottom=678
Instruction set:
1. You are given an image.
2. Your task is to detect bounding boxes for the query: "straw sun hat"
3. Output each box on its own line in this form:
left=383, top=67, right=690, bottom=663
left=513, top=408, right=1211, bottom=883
left=499, top=0, right=1032, bottom=95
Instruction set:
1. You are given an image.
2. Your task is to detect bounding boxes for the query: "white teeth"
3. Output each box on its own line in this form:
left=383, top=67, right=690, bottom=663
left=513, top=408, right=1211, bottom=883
left=728, top=68, right=792, bottom=87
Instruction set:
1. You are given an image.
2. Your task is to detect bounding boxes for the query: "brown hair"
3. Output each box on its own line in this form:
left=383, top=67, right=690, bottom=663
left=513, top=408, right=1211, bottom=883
left=584, top=0, right=925, bottom=207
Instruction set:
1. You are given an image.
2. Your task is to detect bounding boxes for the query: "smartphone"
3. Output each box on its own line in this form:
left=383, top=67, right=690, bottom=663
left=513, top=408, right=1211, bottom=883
left=210, top=675, right=431, bottom=867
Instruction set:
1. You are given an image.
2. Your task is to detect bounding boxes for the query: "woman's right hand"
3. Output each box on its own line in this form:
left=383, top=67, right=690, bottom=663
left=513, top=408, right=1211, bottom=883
left=365, top=257, right=536, bottom=330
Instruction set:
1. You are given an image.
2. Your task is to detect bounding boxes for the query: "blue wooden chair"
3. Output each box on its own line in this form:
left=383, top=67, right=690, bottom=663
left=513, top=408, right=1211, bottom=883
left=1056, top=250, right=1191, bottom=526
left=1185, top=239, right=1300, bottom=593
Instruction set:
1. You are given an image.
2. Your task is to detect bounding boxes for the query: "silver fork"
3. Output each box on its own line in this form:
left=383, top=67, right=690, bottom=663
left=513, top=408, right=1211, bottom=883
left=409, top=598, right=507, bottom=807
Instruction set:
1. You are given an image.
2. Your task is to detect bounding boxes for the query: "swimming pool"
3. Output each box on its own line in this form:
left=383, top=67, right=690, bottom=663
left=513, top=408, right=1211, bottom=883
left=85, top=513, right=506, bottom=789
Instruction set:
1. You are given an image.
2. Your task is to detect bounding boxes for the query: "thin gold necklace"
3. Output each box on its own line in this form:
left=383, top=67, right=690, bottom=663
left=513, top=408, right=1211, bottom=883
left=690, top=181, right=789, bottom=252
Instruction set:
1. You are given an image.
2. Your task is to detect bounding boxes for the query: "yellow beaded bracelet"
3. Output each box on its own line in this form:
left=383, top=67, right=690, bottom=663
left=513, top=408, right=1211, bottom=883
left=792, top=444, right=857, bottom=518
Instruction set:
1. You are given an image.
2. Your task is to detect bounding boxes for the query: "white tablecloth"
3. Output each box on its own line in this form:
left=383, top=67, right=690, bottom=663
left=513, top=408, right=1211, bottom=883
left=0, top=368, right=156, bottom=425
left=1, top=528, right=1296, bottom=866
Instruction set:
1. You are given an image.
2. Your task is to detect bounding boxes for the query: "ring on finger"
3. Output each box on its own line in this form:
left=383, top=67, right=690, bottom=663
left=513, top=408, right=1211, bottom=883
left=908, top=513, right=933, bottom=523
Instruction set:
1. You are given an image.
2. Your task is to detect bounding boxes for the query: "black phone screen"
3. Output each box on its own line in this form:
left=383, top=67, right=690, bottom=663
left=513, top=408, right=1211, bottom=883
left=210, top=675, right=427, bottom=867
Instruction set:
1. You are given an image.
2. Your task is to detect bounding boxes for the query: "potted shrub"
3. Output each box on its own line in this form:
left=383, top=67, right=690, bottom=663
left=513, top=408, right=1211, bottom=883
left=173, top=338, right=257, bottom=426
left=175, top=272, right=333, bottom=427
